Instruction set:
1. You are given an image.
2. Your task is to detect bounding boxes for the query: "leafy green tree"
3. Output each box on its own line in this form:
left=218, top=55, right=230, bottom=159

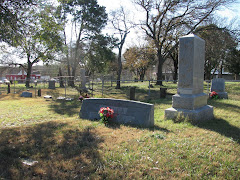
left=225, top=48, right=240, bottom=78
left=0, top=0, right=34, bottom=43
left=84, top=35, right=116, bottom=75
left=3, top=3, right=64, bottom=87
left=197, top=24, right=238, bottom=80
left=57, top=0, right=108, bottom=87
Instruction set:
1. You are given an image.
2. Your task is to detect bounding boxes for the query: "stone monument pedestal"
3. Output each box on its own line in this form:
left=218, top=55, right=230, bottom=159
left=165, top=34, right=214, bottom=122
left=165, top=93, right=214, bottom=122
left=165, top=106, right=213, bottom=122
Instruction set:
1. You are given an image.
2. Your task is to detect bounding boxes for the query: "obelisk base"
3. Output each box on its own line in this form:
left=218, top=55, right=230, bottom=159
left=165, top=105, right=214, bottom=123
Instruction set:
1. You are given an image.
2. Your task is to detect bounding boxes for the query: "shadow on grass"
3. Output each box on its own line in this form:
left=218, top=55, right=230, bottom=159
left=196, top=118, right=240, bottom=144
left=84, top=118, right=171, bottom=133
left=208, top=99, right=240, bottom=114
left=49, top=100, right=81, bottom=116
left=109, top=123, right=170, bottom=133
left=0, top=121, right=104, bottom=179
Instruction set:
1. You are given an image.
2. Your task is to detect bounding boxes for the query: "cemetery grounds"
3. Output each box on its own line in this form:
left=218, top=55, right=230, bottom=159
left=0, top=81, right=239, bottom=179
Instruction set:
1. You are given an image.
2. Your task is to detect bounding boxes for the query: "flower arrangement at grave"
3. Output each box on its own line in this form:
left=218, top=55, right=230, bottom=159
left=99, top=107, right=114, bottom=126
left=210, top=91, right=219, bottom=99
left=78, top=93, right=90, bottom=102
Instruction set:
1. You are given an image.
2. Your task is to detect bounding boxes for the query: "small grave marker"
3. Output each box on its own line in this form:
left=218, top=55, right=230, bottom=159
left=48, top=80, right=55, bottom=89
left=57, top=96, right=65, bottom=101
left=21, top=91, right=32, bottom=97
left=44, top=95, right=52, bottom=100
left=211, top=78, right=228, bottom=99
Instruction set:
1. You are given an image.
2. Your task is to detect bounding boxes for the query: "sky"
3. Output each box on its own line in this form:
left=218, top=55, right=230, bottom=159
left=1, top=0, right=239, bottom=65
left=98, top=0, right=240, bottom=51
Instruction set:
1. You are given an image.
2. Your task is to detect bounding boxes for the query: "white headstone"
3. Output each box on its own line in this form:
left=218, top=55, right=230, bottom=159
left=165, top=34, right=214, bottom=122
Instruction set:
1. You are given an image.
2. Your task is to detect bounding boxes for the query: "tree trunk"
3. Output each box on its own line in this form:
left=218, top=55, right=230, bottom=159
left=173, top=59, right=178, bottom=83
left=25, top=55, right=32, bottom=88
left=205, top=72, right=211, bottom=81
left=58, top=67, right=64, bottom=88
left=156, top=51, right=164, bottom=86
left=205, top=68, right=211, bottom=80
left=204, top=60, right=212, bottom=80
left=67, top=57, right=72, bottom=87
left=211, top=68, right=217, bottom=79
left=71, top=26, right=83, bottom=88
left=116, top=49, right=122, bottom=89
left=219, top=63, right=223, bottom=78
left=69, top=69, right=75, bottom=87
left=139, top=68, right=145, bottom=82
left=140, top=73, right=144, bottom=81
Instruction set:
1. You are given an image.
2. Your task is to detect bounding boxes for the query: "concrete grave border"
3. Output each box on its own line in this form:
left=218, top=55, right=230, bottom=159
left=80, top=98, right=154, bottom=128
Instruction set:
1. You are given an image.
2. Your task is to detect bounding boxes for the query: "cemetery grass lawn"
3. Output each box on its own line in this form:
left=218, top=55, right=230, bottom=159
left=0, top=83, right=239, bottom=179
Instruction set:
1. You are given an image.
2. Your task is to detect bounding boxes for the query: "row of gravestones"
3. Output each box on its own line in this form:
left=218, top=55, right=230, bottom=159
left=18, top=35, right=229, bottom=128
left=48, top=69, right=87, bottom=90
left=20, top=77, right=228, bottom=99
left=80, top=34, right=228, bottom=127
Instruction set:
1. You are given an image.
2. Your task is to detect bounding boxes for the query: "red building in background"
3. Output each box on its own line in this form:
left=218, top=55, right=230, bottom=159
left=6, top=69, right=41, bottom=81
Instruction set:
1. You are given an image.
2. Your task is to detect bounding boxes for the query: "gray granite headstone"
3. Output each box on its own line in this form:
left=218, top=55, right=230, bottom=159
left=211, top=78, right=228, bottom=99
left=48, top=80, right=55, bottom=89
left=80, top=98, right=154, bottom=128
left=165, top=34, right=214, bottom=122
left=21, top=92, right=32, bottom=97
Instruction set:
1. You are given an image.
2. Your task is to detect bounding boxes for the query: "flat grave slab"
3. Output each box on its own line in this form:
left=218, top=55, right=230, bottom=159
left=57, top=96, right=65, bottom=101
left=44, top=95, right=52, bottom=100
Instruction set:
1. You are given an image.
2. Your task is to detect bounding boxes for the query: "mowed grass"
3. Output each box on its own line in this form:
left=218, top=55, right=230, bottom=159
left=0, top=82, right=239, bottom=179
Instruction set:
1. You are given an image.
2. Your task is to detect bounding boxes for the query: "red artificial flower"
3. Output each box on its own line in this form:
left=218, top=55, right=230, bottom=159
left=210, top=91, right=218, bottom=97
left=99, top=108, right=103, bottom=114
left=99, top=107, right=114, bottom=125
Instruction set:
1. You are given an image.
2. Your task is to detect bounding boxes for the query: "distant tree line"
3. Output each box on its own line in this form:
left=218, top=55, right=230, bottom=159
left=0, top=0, right=239, bottom=88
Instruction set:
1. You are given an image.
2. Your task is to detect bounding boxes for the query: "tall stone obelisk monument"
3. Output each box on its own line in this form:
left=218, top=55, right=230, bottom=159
left=165, top=34, right=214, bottom=122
